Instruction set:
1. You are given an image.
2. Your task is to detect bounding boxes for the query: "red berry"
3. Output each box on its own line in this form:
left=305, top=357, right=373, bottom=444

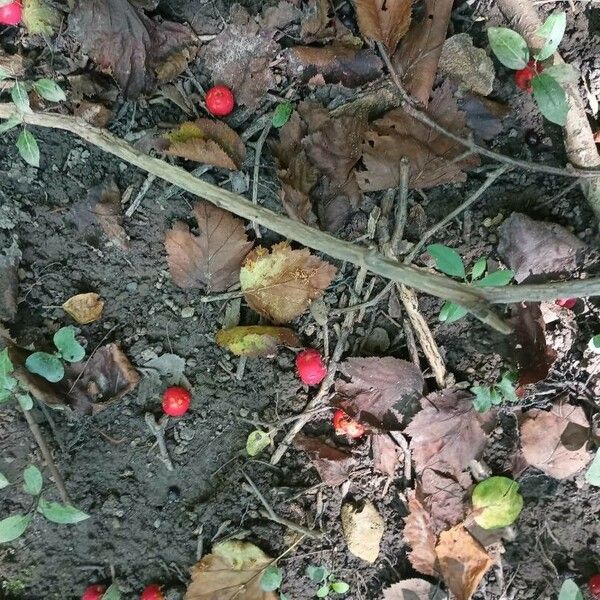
left=0, top=1, right=22, bottom=25
left=162, top=386, right=191, bottom=417
left=555, top=298, right=577, bottom=309
left=589, top=575, right=600, bottom=597
left=515, top=59, right=543, bottom=93
left=141, top=584, right=165, bottom=600
left=82, top=585, right=106, bottom=600
left=296, top=348, right=327, bottom=386
left=205, top=85, right=235, bottom=117
left=333, top=409, right=366, bottom=440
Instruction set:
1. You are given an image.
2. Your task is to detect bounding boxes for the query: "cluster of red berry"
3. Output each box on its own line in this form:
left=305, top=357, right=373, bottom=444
left=83, top=583, right=163, bottom=600
left=0, top=1, right=21, bottom=25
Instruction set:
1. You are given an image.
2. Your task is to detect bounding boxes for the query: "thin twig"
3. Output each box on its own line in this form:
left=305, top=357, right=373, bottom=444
left=125, top=173, right=157, bottom=218
left=332, top=281, right=393, bottom=315
left=390, top=157, right=410, bottom=254
left=251, top=122, right=272, bottom=238
left=144, top=413, right=174, bottom=471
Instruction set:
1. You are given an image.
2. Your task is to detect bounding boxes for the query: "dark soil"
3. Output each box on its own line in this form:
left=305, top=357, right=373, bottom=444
left=1, top=1, right=599, bottom=599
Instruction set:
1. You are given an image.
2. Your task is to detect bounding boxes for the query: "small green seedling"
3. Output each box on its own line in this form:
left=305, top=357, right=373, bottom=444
left=25, top=326, right=85, bottom=383
left=588, top=334, right=600, bottom=353
left=260, top=565, right=290, bottom=599
left=427, top=245, right=513, bottom=323
left=487, top=12, right=577, bottom=125
left=471, top=371, right=519, bottom=413
left=558, top=579, right=584, bottom=600
left=246, top=429, right=272, bottom=457
left=472, top=475, right=523, bottom=530
left=306, top=565, right=350, bottom=597
left=0, top=70, right=66, bottom=167
left=272, top=101, right=293, bottom=128
left=0, top=349, right=34, bottom=412
left=0, top=463, right=89, bottom=544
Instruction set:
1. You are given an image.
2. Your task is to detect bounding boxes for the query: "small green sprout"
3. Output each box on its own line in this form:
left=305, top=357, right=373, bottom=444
left=306, top=565, right=350, bottom=597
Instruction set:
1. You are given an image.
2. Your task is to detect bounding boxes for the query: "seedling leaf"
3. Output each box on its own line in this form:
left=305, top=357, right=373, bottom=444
left=53, top=326, right=85, bottom=363
left=558, top=579, right=583, bottom=600
left=588, top=334, right=600, bottom=353
left=11, top=81, right=31, bottom=113
left=439, top=301, right=468, bottom=323
left=471, top=257, right=487, bottom=280
left=23, top=465, right=43, bottom=496
left=497, top=373, right=519, bottom=403
left=487, top=27, right=529, bottom=69
left=0, top=349, right=14, bottom=380
left=246, top=430, right=271, bottom=457
left=38, top=498, right=90, bottom=524
left=585, top=450, right=600, bottom=487
left=532, top=73, right=569, bottom=125
left=474, top=270, right=513, bottom=287
left=535, top=12, right=566, bottom=61
left=272, top=102, right=293, bottom=128
left=427, top=244, right=465, bottom=278
left=471, top=386, right=500, bottom=413
left=317, top=585, right=331, bottom=598
left=17, top=394, right=34, bottom=411
left=331, top=581, right=350, bottom=594
left=25, top=352, right=64, bottom=383
left=472, top=476, right=523, bottom=529
left=260, top=566, right=283, bottom=592
left=0, top=67, right=8, bottom=81
left=32, top=78, right=67, bottom=102
left=0, top=514, right=32, bottom=543
left=101, top=583, right=121, bottom=600
left=307, top=565, right=329, bottom=583
left=16, top=130, right=40, bottom=167
left=0, top=115, right=22, bottom=134
left=0, top=472, right=9, bottom=489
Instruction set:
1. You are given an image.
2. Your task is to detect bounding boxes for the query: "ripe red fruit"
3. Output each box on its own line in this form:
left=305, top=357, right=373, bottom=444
left=515, top=59, right=543, bottom=92
left=0, top=1, right=22, bottom=25
left=555, top=298, right=577, bottom=309
left=205, top=85, right=235, bottom=117
left=141, top=584, right=165, bottom=600
left=296, top=348, right=327, bottom=385
left=589, top=574, right=600, bottom=597
left=81, top=585, right=106, bottom=600
left=333, top=409, right=366, bottom=439
left=162, top=386, right=191, bottom=417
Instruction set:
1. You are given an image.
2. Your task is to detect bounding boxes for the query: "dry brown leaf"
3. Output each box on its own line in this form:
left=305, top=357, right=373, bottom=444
left=62, top=293, right=105, bottom=325
left=162, top=120, right=246, bottom=170
left=184, top=539, right=278, bottom=600
left=372, top=433, right=401, bottom=477
left=215, top=325, right=300, bottom=357
left=404, top=491, right=438, bottom=576
left=520, top=402, right=592, bottom=479
left=73, top=100, right=113, bottom=128
left=294, top=433, right=355, bottom=486
left=0, top=242, right=20, bottom=322
left=421, top=470, right=467, bottom=534
left=357, top=83, right=479, bottom=191
left=340, top=499, right=384, bottom=563
left=335, top=357, right=424, bottom=429
left=165, top=201, right=252, bottom=292
left=260, top=1, right=301, bottom=30
left=69, top=0, right=197, bottom=99
left=240, top=242, right=336, bottom=324
left=355, top=0, right=413, bottom=54
left=300, top=0, right=333, bottom=40
left=383, top=579, right=447, bottom=600
left=405, top=389, right=492, bottom=478
left=0, top=51, right=26, bottom=79
left=435, top=525, right=492, bottom=600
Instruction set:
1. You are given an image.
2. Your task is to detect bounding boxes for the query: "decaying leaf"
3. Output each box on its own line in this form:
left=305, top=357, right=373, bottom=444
left=22, top=0, right=61, bottom=35
left=435, top=525, right=492, bottom=600
left=357, top=83, right=479, bottom=191
left=520, top=403, right=591, bottom=479
left=215, top=326, right=300, bottom=357
left=165, top=202, right=253, bottom=292
left=0, top=242, right=21, bottom=322
left=340, top=499, right=384, bottom=563
left=184, top=539, right=277, bottom=600
left=0, top=51, right=26, bottom=79
left=497, top=213, right=588, bottom=283
left=405, top=390, right=492, bottom=478
left=294, top=433, right=355, bottom=486
left=383, top=579, right=447, bottom=600
left=62, top=293, right=105, bottom=325
left=300, top=0, right=334, bottom=41
left=69, top=0, right=197, bottom=99
left=240, top=242, right=336, bottom=324
left=73, top=100, right=113, bottom=128
left=335, top=357, right=424, bottom=429
left=421, top=470, right=467, bottom=534
left=355, top=0, right=413, bottom=54
left=260, top=1, right=301, bottom=30
left=372, top=433, right=401, bottom=477
left=404, top=491, right=438, bottom=576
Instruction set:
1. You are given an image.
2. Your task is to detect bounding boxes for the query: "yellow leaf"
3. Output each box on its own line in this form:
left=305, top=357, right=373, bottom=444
left=216, top=325, right=300, bottom=357
left=62, top=293, right=105, bottom=325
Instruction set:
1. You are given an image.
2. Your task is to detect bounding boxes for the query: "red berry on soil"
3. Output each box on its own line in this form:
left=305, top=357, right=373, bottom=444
left=0, top=1, right=22, bottom=25
left=589, top=574, right=600, bottom=597
left=81, top=585, right=106, bottom=600
left=333, top=409, right=366, bottom=440
left=205, top=85, right=235, bottom=117
left=555, top=298, right=577, bottom=309
left=515, top=59, right=543, bottom=93
left=296, top=348, right=327, bottom=386
left=162, top=386, right=191, bottom=417
left=140, top=584, right=165, bottom=600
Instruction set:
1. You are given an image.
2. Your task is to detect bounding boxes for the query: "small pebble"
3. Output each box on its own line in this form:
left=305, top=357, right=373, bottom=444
left=181, top=306, right=195, bottom=318
left=126, top=282, right=138, bottom=293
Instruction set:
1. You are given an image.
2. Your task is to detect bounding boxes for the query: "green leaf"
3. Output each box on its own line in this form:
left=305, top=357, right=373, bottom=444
left=22, top=465, right=43, bottom=496
left=427, top=244, right=465, bottom=278
left=101, top=583, right=121, bottom=600
left=317, top=585, right=331, bottom=598
left=0, top=389, right=13, bottom=404
left=53, top=326, right=85, bottom=363
left=439, top=301, right=468, bottom=323
left=558, top=579, right=584, bottom=600
left=25, top=352, right=64, bottom=383
left=32, top=79, right=66, bottom=102
left=474, top=270, right=514, bottom=287
left=0, top=349, right=14, bottom=380
left=543, top=64, right=580, bottom=85
left=16, top=129, right=40, bottom=167
left=11, top=81, right=31, bottom=113
left=307, top=565, right=329, bottom=583
left=38, top=498, right=90, bottom=524
left=472, top=476, right=523, bottom=529
left=280, top=594, right=290, bottom=600
left=472, top=386, right=494, bottom=413
left=0, top=66, right=8, bottom=81
left=22, top=0, right=61, bottom=35
left=330, top=581, right=350, bottom=594
left=17, top=394, right=33, bottom=411
left=535, top=12, right=566, bottom=61
left=532, top=73, right=569, bottom=125
left=487, top=27, right=529, bottom=69
left=260, top=566, right=283, bottom=592
left=272, top=102, right=293, bottom=128
left=0, top=514, right=32, bottom=543
left=0, top=472, right=9, bottom=489
left=246, top=430, right=271, bottom=457
left=497, top=373, right=519, bottom=403
left=0, top=115, right=22, bottom=134
left=471, top=257, right=487, bottom=280
left=585, top=450, right=600, bottom=487
left=588, top=334, right=600, bottom=353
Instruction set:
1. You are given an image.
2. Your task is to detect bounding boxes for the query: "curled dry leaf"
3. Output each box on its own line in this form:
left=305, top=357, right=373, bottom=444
left=383, top=579, right=447, bottom=600
left=240, top=242, right=336, bottom=324
left=294, top=433, right=355, bottom=486
left=62, top=293, right=105, bottom=325
left=69, top=0, right=197, bottom=99
left=184, top=539, right=278, bottom=600
left=160, top=120, right=246, bottom=170
left=340, top=499, right=384, bottom=563
left=404, top=491, right=438, bottom=576
left=215, top=325, right=300, bottom=357
left=165, top=202, right=253, bottom=292
left=0, top=241, right=21, bottom=322
left=355, top=0, right=413, bottom=54
left=520, top=402, right=591, bottom=479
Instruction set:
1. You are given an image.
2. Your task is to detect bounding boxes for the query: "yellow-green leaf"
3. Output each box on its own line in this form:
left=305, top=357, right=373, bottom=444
left=216, top=325, right=300, bottom=357
left=22, top=0, right=61, bottom=35
left=246, top=430, right=271, bottom=457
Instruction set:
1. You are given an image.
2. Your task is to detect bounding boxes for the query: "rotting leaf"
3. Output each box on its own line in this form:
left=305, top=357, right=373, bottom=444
left=300, top=0, right=333, bottom=41
left=240, top=242, right=336, bottom=324
left=0, top=241, right=21, bottom=322
left=22, top=0, right=61, bottom=35
left=355, top=0, right=413, bottom=54
left=165, top=201, right=252, bottom=292
left=62, top=293, right=105, bottom=325
left=421, top=470, right=467, bottom=534
left=383, top=579, right=447, bottom=600
left=294, top=433, right=355, bottom=486
left=215, top=326, right=300, bottom=357
left=372, top=433, right=401, bottom=477
left=520, top=402, right=591, bottom=479
left=184, top=539, right=278, bottom=600
left=69, top=0, right=197, bottom=99
left=340, top=499, right=384, bottom=563
left=403, top=491, right=438, bottom=576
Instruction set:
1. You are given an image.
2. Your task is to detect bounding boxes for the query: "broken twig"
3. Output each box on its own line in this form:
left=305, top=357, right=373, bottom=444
left=144, top=412, right=174, bottom=471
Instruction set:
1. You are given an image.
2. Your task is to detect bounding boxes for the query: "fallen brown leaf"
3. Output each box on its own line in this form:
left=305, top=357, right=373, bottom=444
left=355, top=0, right=413, bottom=54
left=165, top=202, right=252, bottom=292
left=341, top=499, right=384, bottom=563
left=62, top=293, right=105, bottom=325
left=383, top=579, right=447, bottom=600
left=0, top=51, right=26, bottom=79
left=0, top=242, right=20, bottom=322
left=435, top=525, right=492, bottom=600
left=73, top=100, right=113, bottom=128
left=215, top=325, right=300, bottom=357
left=260, top=1, right=301, bottom=30
left=520, top=402, right=592, bottom=479
left=240, top=242, right=336, bottom=323
left=294, top=433, right=355, bottom=486
left=300, top=0, right=333, bottom=41
left=372, top=433, right=401, bottom=477
left=404, top=490, right=438, bottom=576
left=459, top=93, right=509, bottom=141
left=69, top=0, right=197, bottom=99
left=421, top=470, right=467, bottom=534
